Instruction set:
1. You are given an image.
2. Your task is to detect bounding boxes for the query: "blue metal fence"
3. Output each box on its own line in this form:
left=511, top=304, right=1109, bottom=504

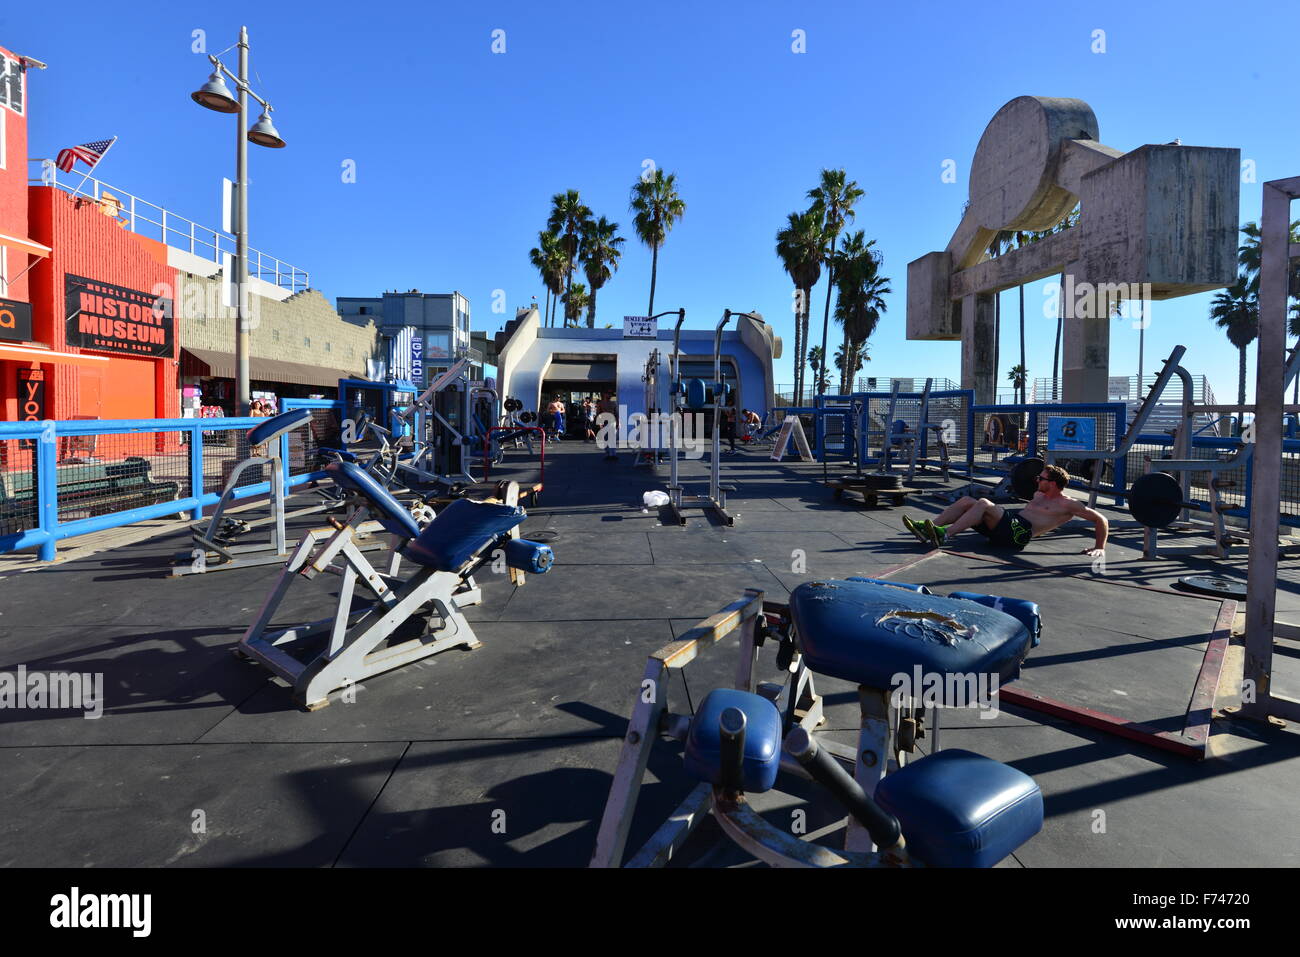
left=0, top=408, right=340, bottom=562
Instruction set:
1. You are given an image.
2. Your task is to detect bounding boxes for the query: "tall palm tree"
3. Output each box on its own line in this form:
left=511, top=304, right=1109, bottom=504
left=775, top=208, right=824, bottom=405
left=834, top=341, right=869, bottom=388
left=562, top=283, right=590, bottom=329
left=832, top=231, right=890, bottom=392
left=630, top=170, right=686, bottom=316
left=547, top=190, right=592, bottom=297
left=529, top=231, right=567, bottom=328
left=1007, top=364, right=1028, bottom=404
left=1209, top=276, right=1259, bottom=416
left=1239, top=219, right=1300, bottom=402
left=807, top=345, right=829, bottom=395
left=808, top=169, right=865, bottom=391
left=580, top=216, right=625, bottom=328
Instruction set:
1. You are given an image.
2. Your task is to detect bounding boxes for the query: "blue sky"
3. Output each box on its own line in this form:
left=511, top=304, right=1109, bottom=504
left=5, top=0, right=1295, bottom=402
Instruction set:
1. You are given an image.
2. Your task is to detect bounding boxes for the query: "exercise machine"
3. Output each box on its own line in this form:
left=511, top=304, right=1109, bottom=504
left=238, top=460, right=553, bottom=710
left=591, top=577, right=1043, bottom=867
left=667, top=308, right=750, bottom=527
left=176, top=409, right=335, bottom=576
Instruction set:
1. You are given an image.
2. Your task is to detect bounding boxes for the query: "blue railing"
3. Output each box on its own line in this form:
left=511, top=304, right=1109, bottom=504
left=0, top=414, right=334, bottom=562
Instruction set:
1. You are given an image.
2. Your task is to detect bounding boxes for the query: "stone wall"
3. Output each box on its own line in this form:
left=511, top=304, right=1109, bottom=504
left=177, top=271, right=379, bottom=373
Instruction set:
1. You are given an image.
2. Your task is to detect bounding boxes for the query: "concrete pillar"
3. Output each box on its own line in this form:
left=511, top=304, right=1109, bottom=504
left=1060, top=262, right=1110, bottom=402
left=960, top=292, right=996, bottom=403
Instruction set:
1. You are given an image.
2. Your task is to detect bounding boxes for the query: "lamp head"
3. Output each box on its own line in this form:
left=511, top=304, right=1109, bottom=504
left=191, top=70, right=239, bottom=113
left=247, top=110, right=286, bottom=148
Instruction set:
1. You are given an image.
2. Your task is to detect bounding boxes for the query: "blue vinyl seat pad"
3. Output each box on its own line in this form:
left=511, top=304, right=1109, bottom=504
left=324, top=461, right=420, bottom=540
left=948, top=592, right=1042, bottom=648
left=789, top=579, right=1031, bottom=693
left=403, top=498, right=526, bottom=572
left=246, top=408, right=312, bottom=447
left=502, top=538, right=554, bottom=574
left=874, top=749, right=1043, bottom=867
left=683, top=689, right=782, bottom=794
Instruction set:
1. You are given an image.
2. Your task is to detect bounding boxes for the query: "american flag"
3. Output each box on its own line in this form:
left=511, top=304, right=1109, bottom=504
left=56, top=138, right=115, bottom=173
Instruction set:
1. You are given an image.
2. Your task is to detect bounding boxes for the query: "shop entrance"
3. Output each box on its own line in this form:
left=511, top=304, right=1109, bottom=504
left=541, top=356, right=616, bottom=439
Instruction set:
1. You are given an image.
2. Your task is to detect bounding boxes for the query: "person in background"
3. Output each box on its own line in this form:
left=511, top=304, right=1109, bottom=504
left=722, top=403, right=738, bottom=452
left=598, top=392, right=618, bottom=459
left=742, top=408, right=761, bottom=438
left=583, top=398, right=597, bottom=440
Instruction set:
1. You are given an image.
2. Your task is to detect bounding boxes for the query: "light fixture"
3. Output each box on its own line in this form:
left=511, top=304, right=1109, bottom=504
left=190, top=70, right=239, bottom=113
left=247, top=110, right=286, bottom=148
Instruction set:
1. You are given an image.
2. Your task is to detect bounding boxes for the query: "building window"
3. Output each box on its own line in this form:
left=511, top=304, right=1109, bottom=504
left=359, top=306, right=368, bottom=315
left=272, top=328, right=280, bottom=341
left=325, top=342, right=331, bottom=352
left=304, top=336, right=311, bottom=347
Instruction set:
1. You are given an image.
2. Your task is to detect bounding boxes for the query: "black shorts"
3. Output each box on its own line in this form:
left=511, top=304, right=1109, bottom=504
left=976, top=509, right=1033, bottom=550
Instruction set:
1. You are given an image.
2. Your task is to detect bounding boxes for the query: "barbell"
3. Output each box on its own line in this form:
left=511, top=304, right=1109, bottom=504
left=504, top=397, right=523, bottom=413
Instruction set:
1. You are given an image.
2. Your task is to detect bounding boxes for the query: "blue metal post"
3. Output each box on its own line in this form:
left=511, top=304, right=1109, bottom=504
left=188, top=424, right=205, bottom=521
left=36, top=421, right=58, bottom=562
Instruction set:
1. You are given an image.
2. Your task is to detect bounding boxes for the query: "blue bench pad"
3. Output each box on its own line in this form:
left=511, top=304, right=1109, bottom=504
left=403, top=498, right=525, bottom=572
left=789, top=579, right=1031, bottom=693
left=324, top=461, right=420, bottom=540
left=874, top=749, right=1043, bottom=868
left=247, top=408, right=312, bottom=446
left=684, top=689, right=782, bottom=794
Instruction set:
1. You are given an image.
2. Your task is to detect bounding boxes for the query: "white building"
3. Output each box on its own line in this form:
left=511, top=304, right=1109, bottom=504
left=494, top=307, right=781, bottom=421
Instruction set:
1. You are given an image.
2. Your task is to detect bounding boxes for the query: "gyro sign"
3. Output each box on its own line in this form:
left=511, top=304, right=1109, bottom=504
left=65, top=275, right=173, bottom=357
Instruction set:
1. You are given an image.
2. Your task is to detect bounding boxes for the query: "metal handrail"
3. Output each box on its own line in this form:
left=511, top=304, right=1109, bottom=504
left=28, top=159, right=308, bottom=292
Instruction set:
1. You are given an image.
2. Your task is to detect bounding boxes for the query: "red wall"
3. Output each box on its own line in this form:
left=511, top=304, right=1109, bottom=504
left=27, top=186, right=180, bottom=422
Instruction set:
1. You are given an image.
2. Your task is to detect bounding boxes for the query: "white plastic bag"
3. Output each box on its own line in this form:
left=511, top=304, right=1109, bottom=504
left=642, top=490, right=670, bottom=508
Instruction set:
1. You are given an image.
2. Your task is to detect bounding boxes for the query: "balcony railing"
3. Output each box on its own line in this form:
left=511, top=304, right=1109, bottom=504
left=29, top=159, right=309, bottom=293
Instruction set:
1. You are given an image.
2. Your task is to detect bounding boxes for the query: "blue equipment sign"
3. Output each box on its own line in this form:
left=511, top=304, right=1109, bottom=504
left=1047, top=416, right=1095, bottom=451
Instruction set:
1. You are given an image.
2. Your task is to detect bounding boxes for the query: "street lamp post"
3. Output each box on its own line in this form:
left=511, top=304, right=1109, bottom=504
left=191, top=25, right=285, bottom=417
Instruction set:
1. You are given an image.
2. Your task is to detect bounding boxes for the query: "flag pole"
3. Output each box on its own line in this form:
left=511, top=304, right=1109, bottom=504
left=66, top=136, right=118, bottom=200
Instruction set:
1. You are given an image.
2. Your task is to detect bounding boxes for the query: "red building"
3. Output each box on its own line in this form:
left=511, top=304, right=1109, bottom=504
left=0, top=43, right=178, bottom=431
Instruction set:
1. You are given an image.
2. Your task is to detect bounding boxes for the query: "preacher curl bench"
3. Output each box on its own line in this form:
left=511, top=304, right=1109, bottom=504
left=593, top=577, right=1043, bottom=867
left=238, top=459, right=553, bottom=710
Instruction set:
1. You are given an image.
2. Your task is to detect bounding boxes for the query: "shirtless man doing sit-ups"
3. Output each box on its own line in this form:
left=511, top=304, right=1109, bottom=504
left=903, top=464, right=1107, bottom=557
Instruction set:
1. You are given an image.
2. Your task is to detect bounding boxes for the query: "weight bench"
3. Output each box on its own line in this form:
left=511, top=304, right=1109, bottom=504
left=238, top=459, right=553, bottom=710
left=592, top=578, right=1042, bottom=867
left=178, top=409, right=331, bottom=575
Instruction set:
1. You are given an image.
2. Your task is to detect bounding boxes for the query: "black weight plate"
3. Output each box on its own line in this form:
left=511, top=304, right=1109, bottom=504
left=861, top=472, right=902, bottom=491
left=518, top=411, right=535, bottom=424
left=1130, top=471, right=1182, bottom=528
left=1010, top=458, right=1045, bottom=500
left=1176, top=575, right=1247, bottom=598
left=504, top=397, right=522, bottom=412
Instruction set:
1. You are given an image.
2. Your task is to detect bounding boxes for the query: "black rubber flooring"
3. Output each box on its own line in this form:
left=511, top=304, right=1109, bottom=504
left=0, top=443, right=1298, bottom=867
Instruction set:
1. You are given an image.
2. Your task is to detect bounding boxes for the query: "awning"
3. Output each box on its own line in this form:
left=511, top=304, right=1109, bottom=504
left=544, top=361, right=616, bottom=381
left=0, top=233, right=52, bottom=258
left=181, top=347, right=358, bottom=388
left=0, top=343, right=109, bottom=367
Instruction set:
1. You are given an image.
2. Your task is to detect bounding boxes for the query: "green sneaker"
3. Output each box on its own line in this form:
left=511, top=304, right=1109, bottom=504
left=902, top=515, right=931, bottom=544
left=928, top=523, right=948, bottom=549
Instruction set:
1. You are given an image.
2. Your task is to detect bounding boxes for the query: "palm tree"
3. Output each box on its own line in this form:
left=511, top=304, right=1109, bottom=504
left=1209, top=276, right=1258, bottom=417
left=808, top=169, right=865, bottom=389
left=1007, top=364, right=1028, bottom=404
left=1050, top=206, right=1080, bottom=397
left=775, top=208, right=824, bottom=405
left=580, top=216, right=625, bottom=328
left=630, top=169, right=686, bottom=316
left=529, top=231, right=567, bottom=328
left=831, top=231, right=890, bottom=392
left=807, top=345, right=829, bottom=395
left=547, top=190, right=592, bottom=297
left=1239, top=219, right=1300, bottom=402
left=562, top=283, right=590, bottom=329
left=834, top=341, right=870, bottom=388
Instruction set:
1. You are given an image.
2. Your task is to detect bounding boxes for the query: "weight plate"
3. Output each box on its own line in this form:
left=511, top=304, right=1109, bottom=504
left=1130, top=471, right=1182, bottom=528
left=504, top=397, right=522, bottom=412
left=1176, top=575, right=1247, bottom=598
left=518, top=411, right=535, bottom=424
left=1010, top=458, right=1045, bottom=500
